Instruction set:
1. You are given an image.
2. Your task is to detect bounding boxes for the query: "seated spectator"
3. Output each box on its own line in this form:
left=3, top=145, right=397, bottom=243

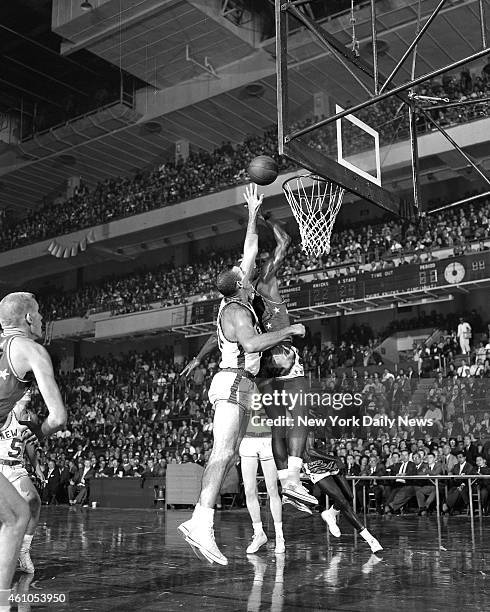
left=385, top=450, right=417, bottom=514
left=415, top=451, right=444, bottom=515
left=68, top=459, right=95, bottom=506
left=442, top=451, right=475, bottom=515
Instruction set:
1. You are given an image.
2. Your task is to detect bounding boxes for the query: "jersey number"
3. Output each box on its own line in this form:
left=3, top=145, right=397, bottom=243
left=7, top=438, right=22, bottom=459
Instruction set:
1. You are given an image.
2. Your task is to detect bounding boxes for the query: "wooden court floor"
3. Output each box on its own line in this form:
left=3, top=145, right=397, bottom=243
left=11, top=506, right=489, bottom=611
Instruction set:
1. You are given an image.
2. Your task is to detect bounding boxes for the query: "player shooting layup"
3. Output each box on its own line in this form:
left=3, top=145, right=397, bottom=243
left=179, top=185, right=305, bottom=565
left=0, top=293, right=66, bottom=612
left=184, top=211, right=316, bottom=513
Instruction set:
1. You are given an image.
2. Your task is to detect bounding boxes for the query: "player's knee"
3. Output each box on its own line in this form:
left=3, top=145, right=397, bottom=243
left=28, top=493, right=41, bottom=515
left=244, top=483, right=258, bottom=499
left=3, top=498, right=30, bottom=532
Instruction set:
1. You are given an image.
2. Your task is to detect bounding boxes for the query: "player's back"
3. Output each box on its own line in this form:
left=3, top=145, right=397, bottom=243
left=253, top=278, right=291, bottom=334
left=217, top=297, right=262, bottom=375
left=0, top=335, right=33, bottom=428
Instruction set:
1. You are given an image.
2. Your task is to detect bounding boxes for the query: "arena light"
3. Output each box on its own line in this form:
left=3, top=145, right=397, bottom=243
left=80, top=1, right=93, bottom=10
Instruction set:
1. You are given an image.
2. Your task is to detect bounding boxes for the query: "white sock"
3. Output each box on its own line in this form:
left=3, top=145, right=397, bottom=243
left=21, top=534, right=33, bottom=552
left=277, top=469, right=289, bottom=488
left=287, top=456, right=302, bottom=485
left=359, top=528, right=373, bottom=541
left=274, top=522, right=284, bottom=539
left=193, top=503, right=214, bottom=525
left=252, top=521, right=264, bottom=535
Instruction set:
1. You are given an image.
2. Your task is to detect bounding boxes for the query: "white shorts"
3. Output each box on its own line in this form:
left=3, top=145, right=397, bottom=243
left=239, top=436, right=274, bottom=460
left=208, top=371, right=259, bottom=412
left=0, top=463, right=29, bottom=492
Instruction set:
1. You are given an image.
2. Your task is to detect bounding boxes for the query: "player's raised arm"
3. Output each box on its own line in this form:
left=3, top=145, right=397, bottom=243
left=229, top=304, right=304, bottom=353
left=180, top=333, right=218, bottom=378
left=241, top=183, right=263, bottom=283
left=259, top=213, right=291, bottom=282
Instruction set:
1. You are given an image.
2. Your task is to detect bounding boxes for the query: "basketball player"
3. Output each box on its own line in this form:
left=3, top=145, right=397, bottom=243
left=239, top=405, right=284, bottom=555
left=304, top=441, right=382, bottom=553
left=0, top=292, right=67, bottom=611
left=251, top=212, right=316, bottom=510
left=178, top=185, right=305, bottom=565
left=0, top=392, right=44, bottom=573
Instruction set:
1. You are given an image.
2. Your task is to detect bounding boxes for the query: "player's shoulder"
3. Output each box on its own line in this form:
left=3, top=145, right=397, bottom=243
left=10, top=336, right=47, bottom=356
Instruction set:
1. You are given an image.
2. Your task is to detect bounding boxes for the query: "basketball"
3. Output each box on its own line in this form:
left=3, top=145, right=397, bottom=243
left=247, top=155, right=278, bottom=185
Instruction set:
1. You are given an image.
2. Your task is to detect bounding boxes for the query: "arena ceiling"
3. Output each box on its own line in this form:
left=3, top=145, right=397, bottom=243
left=0, top=0, right=488, bottom=213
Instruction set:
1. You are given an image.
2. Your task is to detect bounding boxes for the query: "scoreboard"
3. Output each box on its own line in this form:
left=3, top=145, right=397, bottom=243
left=191, top=251, right=489, bottom=323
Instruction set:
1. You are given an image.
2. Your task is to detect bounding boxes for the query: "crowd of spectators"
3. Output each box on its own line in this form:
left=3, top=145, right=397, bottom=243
left=30, top=309, right=489, bottom=508
left=37, top=193, right=490, bottom=321
left=2, top=66, right=489, bottom=254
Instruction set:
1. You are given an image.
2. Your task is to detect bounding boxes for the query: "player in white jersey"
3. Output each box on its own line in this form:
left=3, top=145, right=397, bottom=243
left=179, top=185, right=305, bottom=565
left=0, top=393, right=45, bottom=574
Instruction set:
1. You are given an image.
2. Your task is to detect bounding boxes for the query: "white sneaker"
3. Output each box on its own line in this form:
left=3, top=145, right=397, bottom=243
left=18, top=550, right=34, bottom=574
left=274, top=536, right=285, bottom=554
left=178, top=520, right=228, bottom=565
left=246, top=532, right=268, bottom=554
left=282, top=483, right=317, bottom=506
left=282, top=497, right=313, bottom=515
left=321, top=509, right=341, bottom=537
left=367, top=537, right=383, bottom=554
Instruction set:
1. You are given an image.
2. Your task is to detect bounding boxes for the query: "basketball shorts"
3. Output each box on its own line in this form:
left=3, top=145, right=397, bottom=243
left=208, top=371, right=259, bottom=413
left=0, top=463, right=29, bottom=490
left=304, top=459, right=340, bottom=484
left=239, top=436, right=274, bottom=460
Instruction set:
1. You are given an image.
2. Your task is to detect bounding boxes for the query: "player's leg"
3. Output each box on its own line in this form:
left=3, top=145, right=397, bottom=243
left=262, top=378, right=288, bottom=486
left=316, top=476, right=383, bottom=553
left=12, top=475, right=41, bottom=574
left=260, top=451, right=285, bottom=553
left=179, top=398, right=248, bottom=565
left=280, top=377, right=317, bottom=505
left=0, top=473, right=30, bottom=609
left=241, top=451, right=268, bottom=554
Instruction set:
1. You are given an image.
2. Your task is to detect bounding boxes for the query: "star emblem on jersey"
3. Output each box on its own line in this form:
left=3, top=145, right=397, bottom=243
left=266, top=323, right=272, bottom=329
left=0, top=369, right=10, bottom=380
left=274, top=307, right=280, bottom=313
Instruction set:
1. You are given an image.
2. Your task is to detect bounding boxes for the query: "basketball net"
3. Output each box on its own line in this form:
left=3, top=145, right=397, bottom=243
left=282, top=174, right=345, bottom=257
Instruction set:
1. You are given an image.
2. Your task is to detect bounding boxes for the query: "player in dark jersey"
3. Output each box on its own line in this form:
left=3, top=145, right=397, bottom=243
left=251, top=213, right=317, bottom=509
left=303, top=439, right=383, bottom=553
left=0, top=292, right=66, bottom=608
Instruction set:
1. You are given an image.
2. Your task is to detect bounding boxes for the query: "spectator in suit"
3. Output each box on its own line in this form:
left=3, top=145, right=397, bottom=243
left=58, top=460, right=73, bottom=504
left=364, top=456, right=387, bottom=514
left=42, top=460, right=61, bottom=505
left=385, top=450, right=417, bottom=514
left=95, top=459, right=110, bottom=478
left=415, top=452, right=444, bottom=515
left=107, top=459, right=122, bottom=477
left=68, top=459, right=95, bottom=505
left=443, top=451, right=474, bottom=514
left=141, top=459, right=159, bottom=478
left=441, top=444, right=458, bottom=474
left=474, top=455, right=490, bottom=514
left=462, top=435, right=478, bottom=465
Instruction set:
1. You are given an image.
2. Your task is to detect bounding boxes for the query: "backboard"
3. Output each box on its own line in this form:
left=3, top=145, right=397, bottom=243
left=275, top=0, right=490, bottom=219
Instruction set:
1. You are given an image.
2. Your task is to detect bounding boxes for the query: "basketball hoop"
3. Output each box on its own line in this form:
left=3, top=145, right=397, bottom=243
left=282, top=174, right=345, bottom=257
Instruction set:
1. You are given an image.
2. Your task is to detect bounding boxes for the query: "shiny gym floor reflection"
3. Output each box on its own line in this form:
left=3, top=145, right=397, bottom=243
left=14, top=507, right=489, bottom=611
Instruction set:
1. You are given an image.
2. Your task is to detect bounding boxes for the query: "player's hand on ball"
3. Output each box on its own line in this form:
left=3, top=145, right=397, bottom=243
left=290, top=324, right=306, bottom=337
left=180, top=358, right=199, bottom=378
left=243, top=183, right=264, bottom=215
left=18, top=410, right=45, bottom=442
